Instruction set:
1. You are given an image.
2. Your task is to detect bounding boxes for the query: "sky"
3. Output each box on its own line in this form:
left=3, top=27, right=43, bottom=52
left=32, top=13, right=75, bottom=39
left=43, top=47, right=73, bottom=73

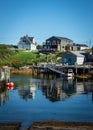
left=0, top=0, right=93, bottom=47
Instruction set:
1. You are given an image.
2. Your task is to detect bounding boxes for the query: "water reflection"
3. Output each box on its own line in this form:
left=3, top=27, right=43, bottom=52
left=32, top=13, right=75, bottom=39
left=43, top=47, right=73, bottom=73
left=0, top=75, right=93, bottom=129
left=18, top=82, right=36, bottom=100
left=41, top=79, right=68, bottom=102
left=13, top=75, right=93, bottom=102
left=0, top=84, right=9, bottom=106
left=1, top=77, right=93, bottom=105
left=39, top=78, right=93, bottom=102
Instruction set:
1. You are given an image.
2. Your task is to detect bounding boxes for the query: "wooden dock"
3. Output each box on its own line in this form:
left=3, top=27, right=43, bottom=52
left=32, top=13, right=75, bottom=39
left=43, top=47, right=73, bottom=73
left=46, top=64, right=93, bottom=78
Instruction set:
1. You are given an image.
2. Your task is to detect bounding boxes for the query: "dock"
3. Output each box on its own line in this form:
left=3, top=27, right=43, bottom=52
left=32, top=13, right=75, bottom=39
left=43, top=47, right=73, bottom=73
left=46, top=63, right=93, bottom=78
left=15, top=63, right=93, bottom=79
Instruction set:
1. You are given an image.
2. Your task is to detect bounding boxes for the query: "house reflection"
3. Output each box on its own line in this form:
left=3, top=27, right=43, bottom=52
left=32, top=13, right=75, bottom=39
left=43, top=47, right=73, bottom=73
left=41, top=79, right=76, bottom=102
left=41, top=79, right=93, bottom=102
left=18, top=81, right=36, bottom=100
left=0, top=86, right=9, bottom=106
left=76, top=80, right=93, bottom=94
left=17, top=78, right=93, bottom=102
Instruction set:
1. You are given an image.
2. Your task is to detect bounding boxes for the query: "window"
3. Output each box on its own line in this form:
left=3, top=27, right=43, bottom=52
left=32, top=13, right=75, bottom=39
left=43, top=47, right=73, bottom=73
left=23, top=39, right=26, bottom=42
left=46, top=41, right=50, bottom=45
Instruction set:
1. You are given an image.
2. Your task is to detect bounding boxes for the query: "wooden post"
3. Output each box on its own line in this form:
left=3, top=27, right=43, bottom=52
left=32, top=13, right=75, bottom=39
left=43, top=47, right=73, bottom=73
left=75, top=63, right=77, bottom=75
left=83, top=65, right=85, bottom=75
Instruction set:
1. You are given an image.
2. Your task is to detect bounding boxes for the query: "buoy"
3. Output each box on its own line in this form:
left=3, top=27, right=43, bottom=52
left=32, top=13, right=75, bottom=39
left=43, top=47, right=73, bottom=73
left=7, top=82, right=14, bottom=90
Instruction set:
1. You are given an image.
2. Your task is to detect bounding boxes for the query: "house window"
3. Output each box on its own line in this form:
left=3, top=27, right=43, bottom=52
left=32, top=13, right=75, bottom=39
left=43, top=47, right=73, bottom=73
left=57, top=40, right=60, bottom=44
left=23, top=39, right=26, bottom=42
left=52, top=40, right=56, bottom=45
left=46, top=41, right=50, bottom=45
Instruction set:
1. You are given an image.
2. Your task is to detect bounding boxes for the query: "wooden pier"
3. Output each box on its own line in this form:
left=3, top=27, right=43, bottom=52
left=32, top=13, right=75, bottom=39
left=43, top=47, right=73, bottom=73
left=46, top=63, right=93, bottom=78
left=31, top=63, right=93, bottom=77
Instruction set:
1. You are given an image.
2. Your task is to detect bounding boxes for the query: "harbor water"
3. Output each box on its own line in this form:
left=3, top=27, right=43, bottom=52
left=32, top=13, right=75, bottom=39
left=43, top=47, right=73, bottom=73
left=0, top=74, right=93, bottom=129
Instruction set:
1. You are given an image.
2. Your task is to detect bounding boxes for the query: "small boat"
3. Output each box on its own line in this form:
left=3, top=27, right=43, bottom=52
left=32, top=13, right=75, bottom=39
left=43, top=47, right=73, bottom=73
left=65, top=69, right=74, bottom=78
left=65, top=69, right=74, bottom=79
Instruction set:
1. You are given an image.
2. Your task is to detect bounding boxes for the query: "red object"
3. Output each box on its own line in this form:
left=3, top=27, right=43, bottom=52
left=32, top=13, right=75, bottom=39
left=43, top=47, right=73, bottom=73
left=7, top=82, right=14, bottom=90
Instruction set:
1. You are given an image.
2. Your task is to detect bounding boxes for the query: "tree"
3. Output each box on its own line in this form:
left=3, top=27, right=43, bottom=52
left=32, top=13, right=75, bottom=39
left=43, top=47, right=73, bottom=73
left=36, top=45, right=42, bottom=50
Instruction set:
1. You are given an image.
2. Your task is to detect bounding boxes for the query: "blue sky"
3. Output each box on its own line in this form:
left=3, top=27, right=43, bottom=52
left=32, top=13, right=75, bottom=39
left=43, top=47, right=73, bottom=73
left=0, top=0, right=93, bottom=46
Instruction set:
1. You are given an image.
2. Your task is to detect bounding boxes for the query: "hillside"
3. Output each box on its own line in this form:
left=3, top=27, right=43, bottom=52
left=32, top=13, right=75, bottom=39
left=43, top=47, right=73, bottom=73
left=0, top=44, right=63, bottom=68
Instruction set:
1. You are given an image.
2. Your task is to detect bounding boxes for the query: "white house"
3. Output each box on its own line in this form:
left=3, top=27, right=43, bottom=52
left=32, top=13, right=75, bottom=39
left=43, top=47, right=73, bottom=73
left=18, top=35, right=37, bottom=51
left=62, top=51, right=85, bottom=65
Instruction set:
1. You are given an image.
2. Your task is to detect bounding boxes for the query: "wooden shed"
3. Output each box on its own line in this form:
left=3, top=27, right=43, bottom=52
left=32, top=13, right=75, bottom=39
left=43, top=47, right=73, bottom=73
left=62, top=51, right=85, bottom=65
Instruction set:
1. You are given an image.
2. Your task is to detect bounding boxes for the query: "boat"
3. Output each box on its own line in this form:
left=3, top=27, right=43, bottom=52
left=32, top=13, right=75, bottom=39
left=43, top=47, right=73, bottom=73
left=64, top=69, right=74, bottom=79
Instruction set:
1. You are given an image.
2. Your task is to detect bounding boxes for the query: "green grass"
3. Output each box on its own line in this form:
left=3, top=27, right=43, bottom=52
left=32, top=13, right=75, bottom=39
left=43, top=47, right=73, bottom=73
left=0, top=44, right=68, bottom=67
left=10, top=51, right=37, bottom=61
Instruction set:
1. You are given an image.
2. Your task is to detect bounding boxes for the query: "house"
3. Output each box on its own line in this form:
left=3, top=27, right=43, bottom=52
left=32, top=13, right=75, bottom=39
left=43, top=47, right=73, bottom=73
left=65, top=43, right=89, bottom=51
left=62, top=51, right=86, bottom=65
left=18, top=35, right=37, bottom=51
left=42, top=36, right=73, bottom=53
left=10, top=45, right=18, bottom=50
left=88, top=47, right=93, bottom=63
left=73, top=43, right=89, bottom=51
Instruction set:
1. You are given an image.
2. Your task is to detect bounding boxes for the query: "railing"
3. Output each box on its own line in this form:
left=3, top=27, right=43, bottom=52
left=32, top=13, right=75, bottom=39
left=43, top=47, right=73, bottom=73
left=47, top=64, right=65, bottom=75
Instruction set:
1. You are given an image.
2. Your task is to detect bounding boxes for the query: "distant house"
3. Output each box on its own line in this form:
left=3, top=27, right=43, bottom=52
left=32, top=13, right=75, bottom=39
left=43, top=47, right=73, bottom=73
left=65, top=43, right=89, bottom=51
left=73, top=43, right=89, bottom=51
left=41, top=36, right=73, bottom=53
left=18, top=35, right=37, bottom=51
left=88, top=47, right=93, bottom=63
left=62, top=51, right=86, bottom=65
left=10, top=45, right=18, bottom=50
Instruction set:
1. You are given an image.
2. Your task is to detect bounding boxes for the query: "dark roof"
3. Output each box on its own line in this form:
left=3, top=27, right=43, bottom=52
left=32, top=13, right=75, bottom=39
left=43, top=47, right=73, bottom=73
left=12, top=45, right=18, bottom=48
left=25, top=35, right=34, bottom=42
left=20, top=35, right=35, bottom=44
left=46, top=36, right=73, bottom=42
left=73, top=43, right=88, bottom=47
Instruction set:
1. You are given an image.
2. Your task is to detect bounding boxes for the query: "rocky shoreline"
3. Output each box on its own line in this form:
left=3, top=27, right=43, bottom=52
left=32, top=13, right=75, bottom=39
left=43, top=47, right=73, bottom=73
left=28, top=121, right=93, bottom=130
left=0, top=121, right=93, bottom=130
left=0, top=122, right=21, bottom=130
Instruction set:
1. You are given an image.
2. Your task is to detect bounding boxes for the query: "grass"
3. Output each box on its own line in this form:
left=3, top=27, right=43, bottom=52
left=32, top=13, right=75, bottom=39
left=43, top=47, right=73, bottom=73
left=8, top=50, right=62, bottom=67
left=0, top=44, right=62, bottom=67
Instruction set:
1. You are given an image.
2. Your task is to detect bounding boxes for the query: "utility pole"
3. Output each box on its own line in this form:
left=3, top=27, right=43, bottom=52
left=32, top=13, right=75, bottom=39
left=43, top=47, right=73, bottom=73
left=86, top=38, right=92, bottom=48
left=89, top=39, right=92, bottom=48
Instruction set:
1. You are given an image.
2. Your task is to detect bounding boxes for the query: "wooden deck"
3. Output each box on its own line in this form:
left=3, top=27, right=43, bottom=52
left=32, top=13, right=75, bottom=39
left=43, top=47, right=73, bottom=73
left=47, top=64, right=93, bottom=76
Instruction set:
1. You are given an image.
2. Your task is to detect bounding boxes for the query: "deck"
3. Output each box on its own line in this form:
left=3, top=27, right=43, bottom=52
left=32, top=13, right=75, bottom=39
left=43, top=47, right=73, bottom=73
left=46, top=63, right=93, bottom=77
